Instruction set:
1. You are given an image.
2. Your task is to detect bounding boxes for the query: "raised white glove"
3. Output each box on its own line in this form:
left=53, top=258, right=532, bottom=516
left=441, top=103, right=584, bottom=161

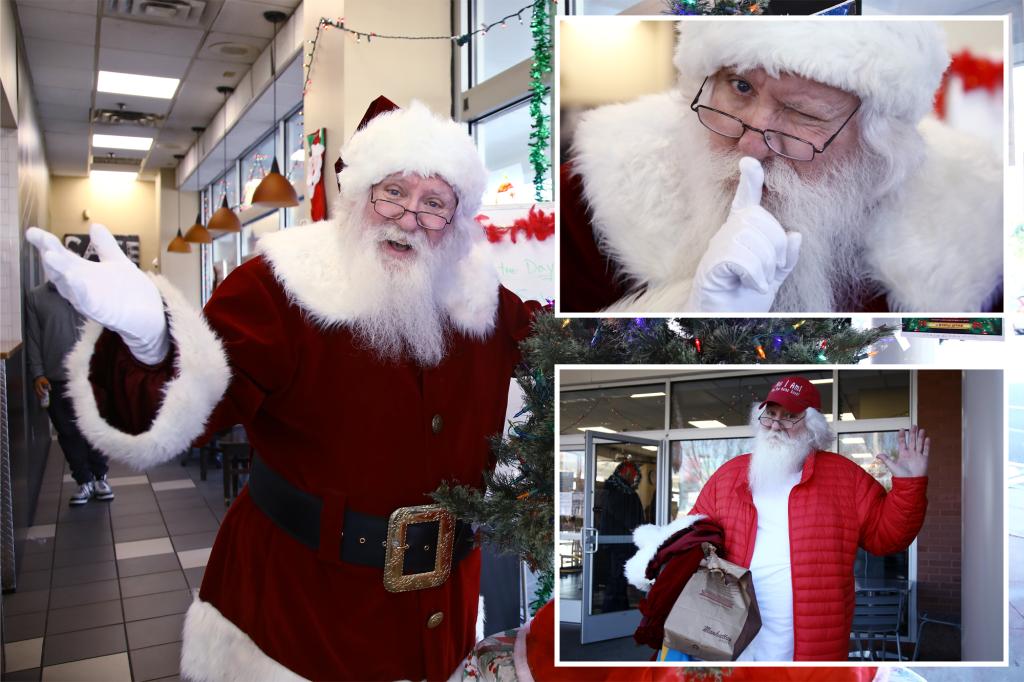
left=686, top=157, right=802, bottom=312
left=26, top=224, right=170, bottom=365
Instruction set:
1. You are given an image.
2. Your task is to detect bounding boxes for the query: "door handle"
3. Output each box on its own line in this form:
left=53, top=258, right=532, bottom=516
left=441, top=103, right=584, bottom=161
left=582, top=527, right=599, bottom=554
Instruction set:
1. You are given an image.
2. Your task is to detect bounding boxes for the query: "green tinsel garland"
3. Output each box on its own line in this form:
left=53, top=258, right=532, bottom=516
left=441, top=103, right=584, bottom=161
left=529, top=0, right=553, bottom=201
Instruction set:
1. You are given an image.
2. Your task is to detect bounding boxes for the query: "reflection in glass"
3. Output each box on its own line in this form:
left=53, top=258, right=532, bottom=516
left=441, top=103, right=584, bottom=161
left=560, top=383, right=665, bottom=435
left=670, top=371, right=833, bottom=429
left=838, top=430, right=899, bottom=491
left=838, top=370, right=910, bottom=420
left=559, top=450, right=584, bottom=601
left=475, top=99, right=553, bottom=204
left=241, top=134, right=276, bottom=210
left=670, top=437, right=751, bottom=519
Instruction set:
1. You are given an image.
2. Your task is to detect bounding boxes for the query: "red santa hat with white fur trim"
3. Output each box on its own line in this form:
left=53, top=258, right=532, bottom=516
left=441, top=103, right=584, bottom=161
left=337, top=99, right=487, bottom=221
left=674, top=21, right=951, bottom=125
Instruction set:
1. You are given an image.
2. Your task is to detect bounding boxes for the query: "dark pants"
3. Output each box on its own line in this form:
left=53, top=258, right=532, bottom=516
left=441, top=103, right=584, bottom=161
left=47, top=380, right=108, bottom=485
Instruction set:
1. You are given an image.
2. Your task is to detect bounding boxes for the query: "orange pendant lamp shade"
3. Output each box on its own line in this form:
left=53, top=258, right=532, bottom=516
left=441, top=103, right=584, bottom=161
left=207, top=195, right=241, bottom=232
left=184, top=213, right=212, bottom=243
left=167, top=228, right=192, bottom=253
left=252, top=157, right=299, bottom=208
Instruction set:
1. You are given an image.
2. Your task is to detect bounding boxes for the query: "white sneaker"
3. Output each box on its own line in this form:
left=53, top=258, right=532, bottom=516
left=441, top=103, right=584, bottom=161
left=69, top=482, right=93, bottom=506
left=93, top=476, right=115, bottom=501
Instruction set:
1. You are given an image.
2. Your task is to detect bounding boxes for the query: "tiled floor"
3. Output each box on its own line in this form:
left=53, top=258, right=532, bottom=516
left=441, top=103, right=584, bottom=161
left=3, top=440, right=229, bottom=681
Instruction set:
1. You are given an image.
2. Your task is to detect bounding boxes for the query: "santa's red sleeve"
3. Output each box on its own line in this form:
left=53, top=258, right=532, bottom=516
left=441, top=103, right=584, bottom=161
left=856, top=471, right=929, bottom=556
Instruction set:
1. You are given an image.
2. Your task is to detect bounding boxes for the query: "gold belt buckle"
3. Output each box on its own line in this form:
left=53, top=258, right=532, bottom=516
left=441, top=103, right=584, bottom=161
left=383, top=504, right=455, bottom=593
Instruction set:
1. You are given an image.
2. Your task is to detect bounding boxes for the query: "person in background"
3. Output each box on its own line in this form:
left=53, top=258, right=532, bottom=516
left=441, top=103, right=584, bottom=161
left=25, top=279, right=115, bottom=505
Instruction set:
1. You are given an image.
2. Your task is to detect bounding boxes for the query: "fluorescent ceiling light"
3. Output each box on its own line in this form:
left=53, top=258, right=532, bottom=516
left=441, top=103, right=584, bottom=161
left=850, top=453, right=874, bottom=459
left=688, top=420, right=727, bottom=429
left=90, top=169, right=138, bottom=182
left=578, top=426, right=617, bottom=434
left=97, top=70, right=179, bottom=99
left=92, top=134, right=153, bottom=151
left=630, top=392, right=665, bottom=398
left=809, top=378, right=834, bottom=385
left=840, top=412, right=856, bottom=421
left=641, top=446, right=659, bottom=451
left=840, top=437, right=866, bottom=445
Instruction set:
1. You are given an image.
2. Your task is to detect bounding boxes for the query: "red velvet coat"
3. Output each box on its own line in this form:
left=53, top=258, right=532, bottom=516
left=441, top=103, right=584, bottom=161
left=689, top=451, right=928, bottom=661
left=78, top=243, right=535, bottom=680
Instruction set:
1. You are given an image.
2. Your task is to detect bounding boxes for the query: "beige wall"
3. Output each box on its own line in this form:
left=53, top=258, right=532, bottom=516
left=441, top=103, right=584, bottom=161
left=303, top=0, right=452, bottom=219
left=48, top=176, right=159, bottom=274
left=157, top=168, right=201, bottom=307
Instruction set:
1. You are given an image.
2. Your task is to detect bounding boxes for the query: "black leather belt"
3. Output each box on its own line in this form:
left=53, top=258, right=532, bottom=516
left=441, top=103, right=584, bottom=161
left=248, top=455, right=474, bottom=592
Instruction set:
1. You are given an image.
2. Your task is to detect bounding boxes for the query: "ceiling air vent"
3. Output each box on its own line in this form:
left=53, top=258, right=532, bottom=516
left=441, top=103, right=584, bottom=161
left=92, top=156, right=142, bottom=171
left=105, top=0, right=207, bottom=27
left=92, top=108, right=165, bottom=127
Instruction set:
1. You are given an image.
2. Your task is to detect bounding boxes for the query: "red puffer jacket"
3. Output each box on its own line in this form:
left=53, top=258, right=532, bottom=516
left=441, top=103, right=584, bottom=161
left=690, top=451, right=928, bottom=661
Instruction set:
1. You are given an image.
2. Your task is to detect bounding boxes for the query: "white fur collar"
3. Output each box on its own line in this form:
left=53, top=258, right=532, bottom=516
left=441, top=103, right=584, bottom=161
left=624, top=514, right=705, bottom=592
left=256, top=220, right=500, bottom=339
left=572, top=96, right=1002, bottom=312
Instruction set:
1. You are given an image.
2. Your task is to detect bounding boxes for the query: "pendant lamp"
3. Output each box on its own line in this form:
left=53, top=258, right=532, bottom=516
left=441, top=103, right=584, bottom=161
left=252, top=11, right=299, bottom=208
left=207, top=85, right=241, bottom=233
left=184, top=126, right=212, bottom=243
left=167, top=154, right=192, bottom=253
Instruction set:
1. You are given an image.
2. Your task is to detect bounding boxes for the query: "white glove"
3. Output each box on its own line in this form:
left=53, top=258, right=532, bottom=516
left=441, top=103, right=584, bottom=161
left=26, top=224, right=170, bottom=365
left=686, top=157, right=802, bottom=312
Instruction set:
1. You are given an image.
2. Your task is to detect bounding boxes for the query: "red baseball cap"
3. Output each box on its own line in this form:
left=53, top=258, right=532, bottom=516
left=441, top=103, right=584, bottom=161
left=758, top=376, right=821, bottom=414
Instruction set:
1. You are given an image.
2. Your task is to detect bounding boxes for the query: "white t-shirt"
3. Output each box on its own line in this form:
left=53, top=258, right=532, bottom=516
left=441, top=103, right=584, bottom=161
left=737, top=471, right=801, bottom=662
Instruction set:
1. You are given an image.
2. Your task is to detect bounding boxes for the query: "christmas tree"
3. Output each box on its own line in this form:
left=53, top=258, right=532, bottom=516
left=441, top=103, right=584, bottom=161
left=666, top=0, right=767, bottom=15
left=433, top=315, right=893, bottom=615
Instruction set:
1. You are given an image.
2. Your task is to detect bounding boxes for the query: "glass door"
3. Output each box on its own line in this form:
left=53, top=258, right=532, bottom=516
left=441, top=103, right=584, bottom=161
left=581, top=431, right=664, bottom=644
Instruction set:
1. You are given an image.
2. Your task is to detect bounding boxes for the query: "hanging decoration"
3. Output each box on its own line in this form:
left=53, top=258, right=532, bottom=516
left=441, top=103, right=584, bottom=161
left=528, top=0, right=553, bottom=202
left=476, top=205, right=554, bottom=244
left=306, top=128, right=328, bottom=222
left=665, top=0, right=767, bottom=15
left=933, top=50, right=1003, bottom=120
left=303, top=3, right=537, bottom=95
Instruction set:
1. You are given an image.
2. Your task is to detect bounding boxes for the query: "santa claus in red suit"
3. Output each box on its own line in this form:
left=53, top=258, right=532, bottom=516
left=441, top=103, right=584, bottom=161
left=560, top=21, right=1002, bottom=313
left=27, top=101, right=537, bottom=680
left=623, top=376, right=929, bottom=661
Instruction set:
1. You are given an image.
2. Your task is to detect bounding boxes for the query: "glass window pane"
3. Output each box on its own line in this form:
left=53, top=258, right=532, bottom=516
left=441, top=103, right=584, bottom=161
left=471, top=1, right=531, bottom=83
left=670, top=371, right=834, bottom=429
left=213, top=170, right=239, bottom=212
left=837, top=430, right=901, bottom=491
left=240, top=134, right=276, bottom=211
left=286, top=108, right=305, bottom=188
left=669, top=437, right=751, bottom=519
left=560, top=383, right=665, bottom=435
left=558, top=450, right=584, bottom=603
left=475, top=98, right=552, bottom=204
left=838, top=370, right=910, bottom=421
left=240, top=212, right=280, bottom=263
left=210, top=233, right=238, bottom=292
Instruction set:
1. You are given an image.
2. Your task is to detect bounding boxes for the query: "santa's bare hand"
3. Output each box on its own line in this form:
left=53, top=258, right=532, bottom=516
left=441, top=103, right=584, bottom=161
left=686, top=157, right=801, bottom=312
left=877, top=425, right=930, bottom=478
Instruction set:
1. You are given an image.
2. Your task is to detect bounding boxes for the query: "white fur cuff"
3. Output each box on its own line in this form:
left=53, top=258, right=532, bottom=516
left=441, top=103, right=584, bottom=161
left=64, top=275, right=230, bottom=469
left=181, top=598, right=306, bottom=682
left=624, top=515, right=704, bottom=592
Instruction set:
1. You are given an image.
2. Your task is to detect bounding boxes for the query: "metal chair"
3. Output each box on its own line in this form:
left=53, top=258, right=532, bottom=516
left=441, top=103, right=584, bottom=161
left=849, top=589, right=905, bottom=660
left=911, top=612, right=961, bottom=661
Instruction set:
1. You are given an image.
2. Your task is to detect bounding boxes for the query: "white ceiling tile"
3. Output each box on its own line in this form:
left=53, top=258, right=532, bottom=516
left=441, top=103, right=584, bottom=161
left=16, top=0, right=97, bottom=16
left=94, top=92, right=173, bottom=117
left=199, top=31, right=266, bottom=64
left=167, top=80, right=224, bottom=117
left=35, top=87, right=93, bottom=109
left=228, top=0, right=301, bottom=8
left=40, top=118, right=92, bottom=134
left=98, top=48, right=192, bottom=80
left=100, top=16, right=204, bottom=57
left=210, top=1, right=283, bottom=39
left=24, top=37, right=95, bottom=70
left=37, top=100, right=91, bottom=122
left=16, top=5, right=96, bottom=45
left=26, top=65, right=94, bottom=90
left=44, top=131, right=89, bottom=156
left=184, top=58, right=247, bottom=86
left=91, top=121, right=161, bottom=138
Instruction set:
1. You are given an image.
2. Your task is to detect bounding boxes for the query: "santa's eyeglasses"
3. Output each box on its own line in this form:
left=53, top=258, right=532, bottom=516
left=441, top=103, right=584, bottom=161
left=370, top=193, right=456, bottom=231
left=690, top=76, right=861, bottom=162
left=757, top=410, right=805, bottom=429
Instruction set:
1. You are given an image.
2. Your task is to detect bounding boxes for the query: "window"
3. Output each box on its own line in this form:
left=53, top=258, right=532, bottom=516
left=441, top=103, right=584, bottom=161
left=241, top=212, right=280, bottom=263
left=669, top=371, right=833, bottom=429
left=240, top=133, right=276, bottom=211
left=285, top=108, right=305, bottom=187
left=469, top=1, right=532, bottom=84
left=476, top=99, right=553, bottom=204
left=560, top=382, right=666, bottom=435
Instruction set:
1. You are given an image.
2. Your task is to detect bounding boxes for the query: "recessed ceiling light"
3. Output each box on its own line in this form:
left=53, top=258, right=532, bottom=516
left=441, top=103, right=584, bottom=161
left=92, top=134, right=153, bottom=151
left=688, top=420, right=727, bottom=429
left=577, top=426, right=617, bottom=434
left=90, top=169, right=138, bottom=182
left=97, top=71, right=179, bottom=99
left=630, top=392, right=665, bottom=399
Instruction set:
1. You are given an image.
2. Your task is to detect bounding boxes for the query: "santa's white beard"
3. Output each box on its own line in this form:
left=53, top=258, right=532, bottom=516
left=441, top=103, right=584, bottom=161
left=335, top=213, right=456, bottom=367
left=694, top=122, right=890, bottom=311
left=747, top=427, right=814, bottom=495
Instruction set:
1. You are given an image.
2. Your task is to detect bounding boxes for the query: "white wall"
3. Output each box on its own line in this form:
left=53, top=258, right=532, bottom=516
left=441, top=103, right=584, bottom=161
left=960, top=369, right=1004, bottom=661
